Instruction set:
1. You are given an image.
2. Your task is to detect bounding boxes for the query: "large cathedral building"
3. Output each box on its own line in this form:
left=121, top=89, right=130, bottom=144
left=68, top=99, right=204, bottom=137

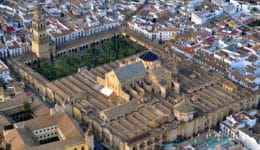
left=5, top=2, right=260, bottom=149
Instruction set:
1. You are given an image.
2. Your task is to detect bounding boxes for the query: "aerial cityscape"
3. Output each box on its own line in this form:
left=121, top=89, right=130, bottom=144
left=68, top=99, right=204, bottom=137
left=0, top=0, right=259, bottom=150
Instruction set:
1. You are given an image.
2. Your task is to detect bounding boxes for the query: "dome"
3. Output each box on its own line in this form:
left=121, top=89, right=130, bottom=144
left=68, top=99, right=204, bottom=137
left=139, top=51, right=158, bottom=62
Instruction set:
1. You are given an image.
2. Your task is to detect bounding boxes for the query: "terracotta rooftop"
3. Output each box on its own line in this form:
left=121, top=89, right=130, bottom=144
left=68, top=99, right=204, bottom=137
left=4, top=112, right=85, bottom=150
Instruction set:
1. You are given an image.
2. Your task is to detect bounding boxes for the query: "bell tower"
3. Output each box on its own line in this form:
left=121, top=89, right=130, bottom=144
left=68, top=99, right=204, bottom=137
left=32, top=1, right=50, bottom=60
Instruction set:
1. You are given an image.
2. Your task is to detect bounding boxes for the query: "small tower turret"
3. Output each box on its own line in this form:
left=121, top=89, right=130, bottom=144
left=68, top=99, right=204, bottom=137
left=85, top=122, right=94, bottom=150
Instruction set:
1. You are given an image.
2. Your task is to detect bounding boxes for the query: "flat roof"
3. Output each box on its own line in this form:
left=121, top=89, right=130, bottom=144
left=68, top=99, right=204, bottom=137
left=100, top=87, right=113, bottom=97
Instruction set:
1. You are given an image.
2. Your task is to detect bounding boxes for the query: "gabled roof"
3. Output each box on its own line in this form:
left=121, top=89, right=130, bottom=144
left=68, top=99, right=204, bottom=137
left=175, top=100, right=195, bottom=114
left=114, top=61, right=147, bottom=82
left=101, top=99, right=138, bottom=121
left=4, top=112, right=85, bottom=150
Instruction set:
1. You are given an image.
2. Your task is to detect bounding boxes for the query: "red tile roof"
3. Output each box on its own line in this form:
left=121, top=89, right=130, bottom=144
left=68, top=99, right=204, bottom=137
left=231, top=30, right=240, bottom=35
left=247, top=54, right=258, bottom=62
left=183, top=47, right=195, bottom=55
left=244, top=18, right=255, bottom=24
left=246, top=75, right=256, bottom=82
left=204, top=36, right=215, bottom=43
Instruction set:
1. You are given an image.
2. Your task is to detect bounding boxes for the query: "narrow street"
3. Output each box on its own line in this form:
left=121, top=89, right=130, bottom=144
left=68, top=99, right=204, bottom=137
left=9, top=69, right=53, bottom=108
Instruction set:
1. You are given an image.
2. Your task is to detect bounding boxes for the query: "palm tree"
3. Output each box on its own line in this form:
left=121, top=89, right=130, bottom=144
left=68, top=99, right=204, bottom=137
left=22, top=101, right=31, bottom=112
left=31, top=96, right=35, bottom=103
left=125, top=34, right=130, bottom=46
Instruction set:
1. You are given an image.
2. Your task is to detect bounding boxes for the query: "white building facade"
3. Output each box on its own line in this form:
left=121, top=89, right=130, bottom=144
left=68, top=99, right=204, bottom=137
left=238, top=130, right=260, bottom=150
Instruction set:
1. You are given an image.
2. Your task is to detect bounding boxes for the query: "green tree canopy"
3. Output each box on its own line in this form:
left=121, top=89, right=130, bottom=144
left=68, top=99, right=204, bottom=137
left=34, top=37, right=144, bottom=80
left=22, top=101, right=31, bottom=112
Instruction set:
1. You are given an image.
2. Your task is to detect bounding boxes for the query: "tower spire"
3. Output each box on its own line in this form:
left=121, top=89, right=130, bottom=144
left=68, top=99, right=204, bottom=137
left=34, top=0, right=43, bottom=18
